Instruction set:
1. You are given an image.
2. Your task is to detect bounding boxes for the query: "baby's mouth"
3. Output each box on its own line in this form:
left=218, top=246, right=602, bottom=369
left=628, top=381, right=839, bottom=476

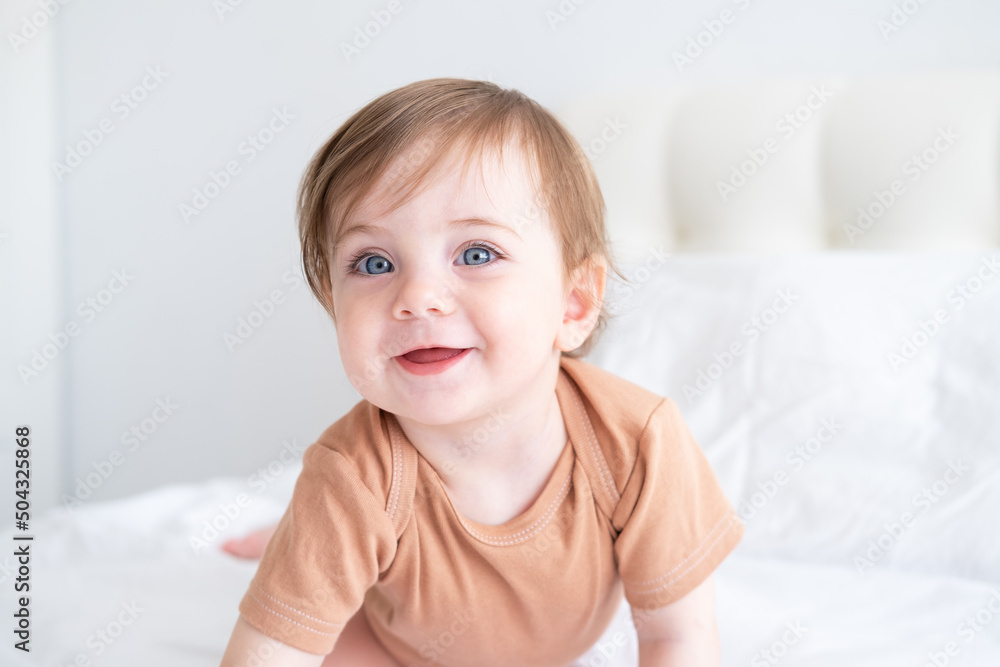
left=400, top=347, right=467, bottom=364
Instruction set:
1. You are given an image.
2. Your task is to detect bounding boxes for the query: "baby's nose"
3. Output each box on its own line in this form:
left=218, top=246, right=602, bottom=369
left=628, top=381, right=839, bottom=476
left=391, top=273, right=457, bottom=319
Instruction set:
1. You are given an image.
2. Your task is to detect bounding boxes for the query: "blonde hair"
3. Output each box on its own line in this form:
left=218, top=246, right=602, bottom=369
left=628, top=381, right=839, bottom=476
left=297, top=77, right=620, bottom=358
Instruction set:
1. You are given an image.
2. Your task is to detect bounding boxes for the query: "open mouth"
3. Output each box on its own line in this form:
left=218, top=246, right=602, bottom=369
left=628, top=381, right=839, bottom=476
left=401, top=347, right=466, bottom=364
left=394, top=347, right=472, bottom=376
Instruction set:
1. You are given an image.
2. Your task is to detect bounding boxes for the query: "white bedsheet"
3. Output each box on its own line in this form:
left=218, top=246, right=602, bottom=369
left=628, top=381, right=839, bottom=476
left=4, top=477, right=998, bottom=666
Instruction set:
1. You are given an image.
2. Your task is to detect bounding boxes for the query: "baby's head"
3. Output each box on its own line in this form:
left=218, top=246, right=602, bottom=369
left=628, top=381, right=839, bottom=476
left=297, top=78, right=618, bottom=423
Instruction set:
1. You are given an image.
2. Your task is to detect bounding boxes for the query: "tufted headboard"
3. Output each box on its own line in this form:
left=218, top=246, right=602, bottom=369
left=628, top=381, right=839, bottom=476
left=555, top=70, right=1000, bottom=263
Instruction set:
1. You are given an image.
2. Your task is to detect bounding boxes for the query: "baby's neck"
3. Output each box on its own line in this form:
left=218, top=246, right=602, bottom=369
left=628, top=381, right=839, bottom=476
left=394, top=371, right=568, bottom=525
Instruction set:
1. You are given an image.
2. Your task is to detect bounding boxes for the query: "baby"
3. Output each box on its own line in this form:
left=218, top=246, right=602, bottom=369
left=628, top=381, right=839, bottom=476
left=220, top=78, right=743, bottom=667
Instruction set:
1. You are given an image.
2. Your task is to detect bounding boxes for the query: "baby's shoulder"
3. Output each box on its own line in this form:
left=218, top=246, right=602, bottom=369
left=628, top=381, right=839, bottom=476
left=300, top=398, right=397, bottom=506
left=559, top=357, right=679, bottom=489
left=559, top=356, right=667, bottom=432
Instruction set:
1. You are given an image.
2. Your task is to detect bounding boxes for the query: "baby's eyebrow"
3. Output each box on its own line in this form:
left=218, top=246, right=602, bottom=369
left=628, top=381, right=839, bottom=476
left=449, top=216, right=522, bottom=240
left=334, top=223, right=384, bottom=253
left=335, top=216, right=521, bottom=253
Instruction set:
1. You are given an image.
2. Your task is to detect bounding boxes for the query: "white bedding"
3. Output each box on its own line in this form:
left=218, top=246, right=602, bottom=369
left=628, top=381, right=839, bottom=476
left=6, top=253, right=999, bottom=666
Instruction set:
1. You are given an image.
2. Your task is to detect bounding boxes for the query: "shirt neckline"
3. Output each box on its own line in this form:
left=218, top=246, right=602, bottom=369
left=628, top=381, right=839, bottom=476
left=430, top=437, right=575, bottom=546
left=384, top=368, right=581, bottom=546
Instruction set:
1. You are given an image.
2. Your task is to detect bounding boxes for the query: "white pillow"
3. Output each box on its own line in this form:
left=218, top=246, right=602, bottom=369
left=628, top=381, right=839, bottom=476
left=590, top=252, right=1000, bottom=582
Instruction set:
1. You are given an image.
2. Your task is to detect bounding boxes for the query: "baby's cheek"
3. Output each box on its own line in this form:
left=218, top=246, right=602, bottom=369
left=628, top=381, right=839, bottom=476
left=337, top=330, right=373, bottom=374
left=490, top=302, right=559, bottom=352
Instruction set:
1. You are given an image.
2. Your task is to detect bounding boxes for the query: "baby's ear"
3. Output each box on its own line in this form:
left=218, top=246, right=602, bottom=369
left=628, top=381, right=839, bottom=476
left=556, top=255, right=607, bottom=353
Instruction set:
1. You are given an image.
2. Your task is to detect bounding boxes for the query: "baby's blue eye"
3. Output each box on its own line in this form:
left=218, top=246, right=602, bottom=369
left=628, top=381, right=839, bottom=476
left=460, top=246, right=493, bottom=266
left=357, top=255, right=393, bottom=275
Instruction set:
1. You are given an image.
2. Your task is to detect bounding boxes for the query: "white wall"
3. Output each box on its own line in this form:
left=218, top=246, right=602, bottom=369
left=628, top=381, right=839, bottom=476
left=3, top=0, right=1000, bottom=509
left=1, top=0, right=63, bottom=511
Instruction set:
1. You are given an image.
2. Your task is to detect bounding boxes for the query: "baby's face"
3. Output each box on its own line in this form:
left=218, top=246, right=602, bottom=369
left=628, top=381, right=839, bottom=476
left=330, top=144, right=574, bottom=426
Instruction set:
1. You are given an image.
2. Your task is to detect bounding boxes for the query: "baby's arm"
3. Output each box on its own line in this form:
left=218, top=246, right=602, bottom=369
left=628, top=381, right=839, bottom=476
left=631, top=575, right=720, bottom=667
left=220, top=617, right=324, bottom=667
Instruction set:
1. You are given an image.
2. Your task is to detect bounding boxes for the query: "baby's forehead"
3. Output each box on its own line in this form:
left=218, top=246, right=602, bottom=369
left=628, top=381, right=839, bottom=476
left=414, top=135, right=540, bottom=191
left=359, top=137, right=546, bottom=220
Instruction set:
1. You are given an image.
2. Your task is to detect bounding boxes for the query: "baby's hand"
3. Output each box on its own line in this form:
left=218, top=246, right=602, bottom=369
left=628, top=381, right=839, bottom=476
left=220, top=524, right=277, bottom=559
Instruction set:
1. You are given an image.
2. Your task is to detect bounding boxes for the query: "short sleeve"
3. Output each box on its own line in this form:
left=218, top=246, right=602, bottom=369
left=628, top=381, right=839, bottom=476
left=612, top=398, right=743, bottom=612
left=237, top=443, right=398, bottom=655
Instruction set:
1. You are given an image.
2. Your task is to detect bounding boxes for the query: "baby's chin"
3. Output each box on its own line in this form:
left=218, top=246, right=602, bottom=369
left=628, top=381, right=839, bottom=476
left=361, top=380, right=487, bottom=425
left=379, top=395, right=481, bottom=427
